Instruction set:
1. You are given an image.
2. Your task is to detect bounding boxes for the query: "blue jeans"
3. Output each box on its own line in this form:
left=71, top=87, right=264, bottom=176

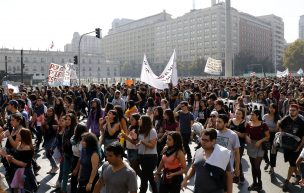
left=61, top=154, right=73, bottom=192
left=44, top=138, right=57, bottom=168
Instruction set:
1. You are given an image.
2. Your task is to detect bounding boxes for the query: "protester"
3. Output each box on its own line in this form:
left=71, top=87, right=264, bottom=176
left=245, top=109, right=270, bottom=191
left=216, top=114, right=240, bottom=189
left=279, top=104, right=304, bottom=191
left=77, top=132, right=100, bottom=193
left=70, top=124, right=88, bottom=193
left=121, top=113, right=141, bottom=177
left=42, top=107, right=59, bottom=174
left=228, top=108, right=246, bottom=183
left=262, top=103, right=280, bottom=174
left=155, top=131, right=186, bottom=193
left=93, top=142, right=137, bottom=193
left=181, top=128, right=232, bottom=193
left=86, top=98, right=104, bottom=137
left=61, top=113, right=77, bottom=193
left=137, top=115, right=158, bottom=193
left=4, top=128, right=38, bottom=192
left=101, top=110, right=120, bottom=149
left=173, top=101, right=194, bottom=164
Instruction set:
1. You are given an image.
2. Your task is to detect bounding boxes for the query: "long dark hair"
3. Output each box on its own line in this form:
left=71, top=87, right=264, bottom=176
left=74, top=124, right=88, bottom=143
left=114, top=105, right=127, bottom=122
left=129, top=113, right=140, bottom=135
left=104, top=103, right=114, bottom=114
left=270, top=103, right=280, bottom=124
left=252, top=109, right=262, bottom=121
left=167, top=131, right=184, bottom=152
left=164, top=109, right=176, bottom=125
left=20, top=128, right=34, bottom=152
left=153, top=106, right=163, bottom=127
left=81, top=132, right=101, bottom=158
left=46, top=107, right=56, bottom=123
left=139, top=115, right=152, bottom=137
left=91, top=98, right=102, bottom=121
left=108, top=110, right=119, bottom=123
left=65, top=113, right=77, bottom=130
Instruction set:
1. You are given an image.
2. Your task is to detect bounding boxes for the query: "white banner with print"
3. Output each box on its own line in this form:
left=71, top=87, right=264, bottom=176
left=204, top=57, right=222, bottom=75
left=276, top=69, right=289, bottom=77
left=157, top=50, right=178, bottom=86
left=48, top=63, right=65, bottom=86
left=140, top=55, right=169, bottom=90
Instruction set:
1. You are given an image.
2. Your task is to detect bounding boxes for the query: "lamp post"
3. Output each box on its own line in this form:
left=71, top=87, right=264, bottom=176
left=225, top=0, right=233, bottom=77
left=78, top=28, right=101, bottom=85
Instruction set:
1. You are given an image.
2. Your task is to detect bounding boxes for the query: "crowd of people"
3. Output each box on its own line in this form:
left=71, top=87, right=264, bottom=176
left=0, top=76, right=303, bottom=193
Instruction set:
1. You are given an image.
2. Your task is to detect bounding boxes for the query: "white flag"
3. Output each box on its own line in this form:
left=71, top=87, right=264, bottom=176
left=276, top=68, right=289, bottom=77
left=297, top=68, right=303, bottom=75
left=158, top=50, right=178, bottom=86
left=204, top=57, right=222, bottom=75
left=140, top=55, right=168, bottom=90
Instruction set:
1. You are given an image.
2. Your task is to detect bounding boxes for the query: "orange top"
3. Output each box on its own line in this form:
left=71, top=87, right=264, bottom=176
left=162, top=153, right=180, bottom=170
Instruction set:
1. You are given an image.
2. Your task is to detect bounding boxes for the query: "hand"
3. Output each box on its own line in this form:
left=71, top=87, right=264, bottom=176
left=86, top=183, right=92, bottom=192
left=245, top=136, right=251, bottom=144
left=136, top=140, right=142, bottom=146
left=166, top=172, right=175, bottom=179
left=180, top=179, right=188, bottom=191
left=154, top=173, right=161, bottom=182
left=255, top=140, right=262, bottom=148
left=6, top=155, right=13, bottom=162
left=99, top=118, right=104, bottom=125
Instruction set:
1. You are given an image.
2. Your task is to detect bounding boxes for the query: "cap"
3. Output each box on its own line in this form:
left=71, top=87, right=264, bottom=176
left=210, top=111, right=218, bottom=117
left=8, top=100, right=19, bottom=108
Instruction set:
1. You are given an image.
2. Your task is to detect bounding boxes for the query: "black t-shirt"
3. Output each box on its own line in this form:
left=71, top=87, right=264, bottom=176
left=279, top=115, right=304, bottom=138
left=228, top=120, right=246, bottom=146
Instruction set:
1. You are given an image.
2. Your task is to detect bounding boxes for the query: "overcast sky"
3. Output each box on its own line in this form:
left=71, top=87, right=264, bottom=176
left=0, top=0, right=303, bottom=51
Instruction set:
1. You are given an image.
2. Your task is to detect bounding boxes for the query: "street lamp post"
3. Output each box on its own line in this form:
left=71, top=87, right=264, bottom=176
left=78, top=28, right=101, bottom=85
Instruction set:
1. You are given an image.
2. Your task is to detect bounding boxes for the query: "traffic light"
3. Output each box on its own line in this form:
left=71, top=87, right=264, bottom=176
left=73, top=56, right=78, bottom=64
left=95, top=28, right=101, bottom=38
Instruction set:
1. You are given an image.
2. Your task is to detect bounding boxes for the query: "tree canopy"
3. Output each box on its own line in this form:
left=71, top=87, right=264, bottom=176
left=283, top=40, right=304, bottom=71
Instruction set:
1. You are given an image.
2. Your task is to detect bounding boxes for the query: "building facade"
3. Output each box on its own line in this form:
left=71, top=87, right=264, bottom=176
left=239, top=13, right=272, bottom=60
left=64, top=32, right=102, bottom=54
left=101, top=3, right=282, bottom=74
left=258, top=15, right=285, bottom=68
left=300, top=15, right=304, bottom=40
left=0, top=48, right=120, bottom=84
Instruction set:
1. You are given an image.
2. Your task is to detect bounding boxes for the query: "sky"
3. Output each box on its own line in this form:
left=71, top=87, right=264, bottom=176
left=0, top=0, right=303, bottom=51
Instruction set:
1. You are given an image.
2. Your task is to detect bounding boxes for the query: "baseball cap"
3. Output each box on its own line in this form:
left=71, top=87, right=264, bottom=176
left=210, top=111, right=218, bottom=117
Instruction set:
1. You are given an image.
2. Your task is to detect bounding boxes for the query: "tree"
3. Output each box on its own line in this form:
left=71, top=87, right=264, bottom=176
left=283, top=40, right=304, bottom=71
left=234, top=53, right=274, bottom=75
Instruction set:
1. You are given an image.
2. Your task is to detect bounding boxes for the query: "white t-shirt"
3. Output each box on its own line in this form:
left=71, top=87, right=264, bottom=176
left=126, top=130, right=138, bottom=150
left=72, top=143, right=82, bottom=157
left=138, top=128, right=157, bottom=155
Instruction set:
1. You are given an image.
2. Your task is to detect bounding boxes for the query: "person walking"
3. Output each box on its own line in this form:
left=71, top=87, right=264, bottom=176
left=155, top=131, right=186, bottom=193
left=137, top=115, right=158, bottom=193
left=245, top=109, right=270, bottom=191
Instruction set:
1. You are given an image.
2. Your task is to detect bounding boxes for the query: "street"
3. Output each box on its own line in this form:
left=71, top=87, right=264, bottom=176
left=25, top=142, right=303, bottom=193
